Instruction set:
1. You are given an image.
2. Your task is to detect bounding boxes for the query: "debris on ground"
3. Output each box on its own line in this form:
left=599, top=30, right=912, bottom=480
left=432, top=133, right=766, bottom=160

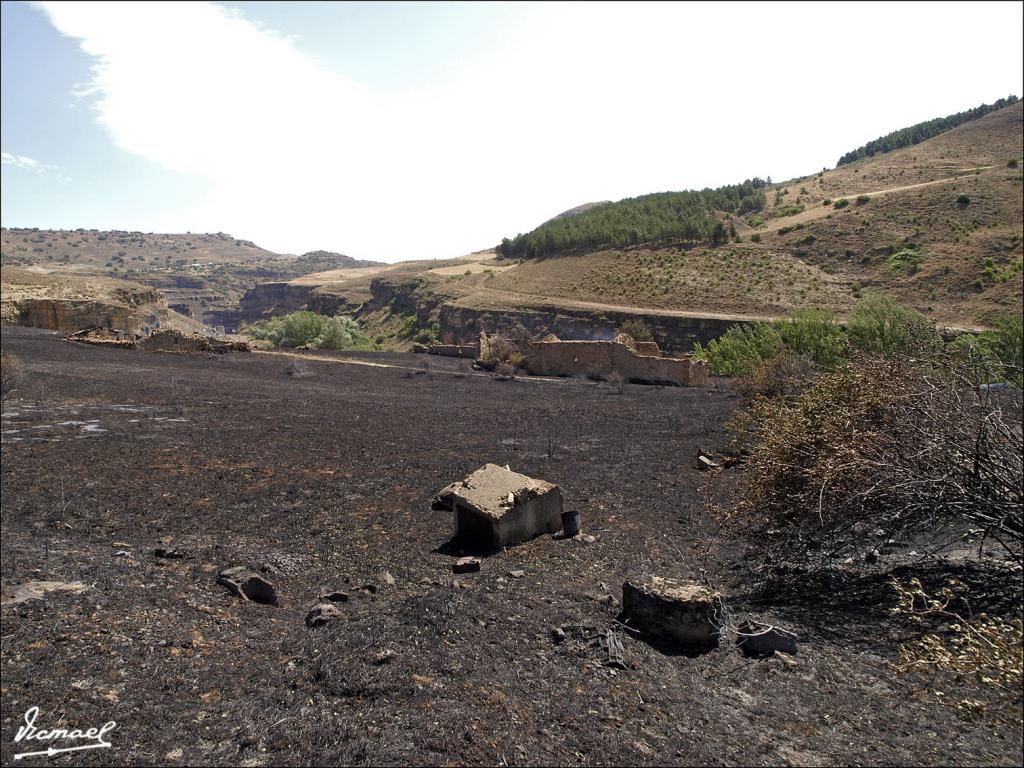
left=696, top=454, right=721, bottom=471
left=305, top=602, right=343, bottom=627
left=736, top=620, right=799, bottom=657
left=453, top=557, right=481, bottom=574
left=217, top=566, right=278, bottom=605
left=154, top=546, right=187, bottom=559
left=433, top=463, right=563, bottom=548
left=138, top=329, right=251, bottom=354
left=622, top=577, right=723, bottom=648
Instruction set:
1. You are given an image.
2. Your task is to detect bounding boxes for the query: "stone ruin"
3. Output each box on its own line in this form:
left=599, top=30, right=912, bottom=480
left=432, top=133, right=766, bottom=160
left=433, top=463, right=563, bottom=549
left=67, top=327, right=251, bottom=354
left=478, top=330, right=708, bottom=386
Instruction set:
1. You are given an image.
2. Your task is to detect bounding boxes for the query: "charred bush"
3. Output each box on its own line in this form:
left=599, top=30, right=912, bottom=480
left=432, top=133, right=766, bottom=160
left=726, top=354, right=1023, bottom=568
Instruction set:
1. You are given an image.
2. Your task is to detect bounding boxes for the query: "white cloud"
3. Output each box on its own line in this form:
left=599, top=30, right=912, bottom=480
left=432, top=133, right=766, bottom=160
left=2, top=151, right=71, bottom=184
left=2, top=152, right=39, bottom=170
left=33, top=1, right=1024, bottom=261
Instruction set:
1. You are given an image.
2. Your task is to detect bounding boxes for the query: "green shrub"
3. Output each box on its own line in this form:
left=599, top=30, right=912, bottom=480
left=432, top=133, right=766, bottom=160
left=847, top=293, right=941, bottom=358
left=1007, top=159, right=1018, bottom=168
left=750, top=233, right=761, bottom=243
left=952, top=314, right=1023, bottom=388
left=250, top=311, right=374, bottom=351
left=693, top=323, right=783, bottom=376
left=778, top=309, right=847, bottom=369
left=822, top=199, right=832, bottom=206
left=887, top=244, right=924, bottom=273
left=957, top=194, right=971, bottom=206
left=855, top=195, right=870, bottom=205
left=834, top=198, right=849, bottom=209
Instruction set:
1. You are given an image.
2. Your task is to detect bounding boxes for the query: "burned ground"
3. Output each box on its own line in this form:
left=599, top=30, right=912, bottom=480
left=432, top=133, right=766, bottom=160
left=0, top=326, right=1020, bottom=766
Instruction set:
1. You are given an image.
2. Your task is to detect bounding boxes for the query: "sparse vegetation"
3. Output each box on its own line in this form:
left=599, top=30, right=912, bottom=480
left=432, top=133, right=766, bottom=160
left=834, top=198, right=849, bottom=209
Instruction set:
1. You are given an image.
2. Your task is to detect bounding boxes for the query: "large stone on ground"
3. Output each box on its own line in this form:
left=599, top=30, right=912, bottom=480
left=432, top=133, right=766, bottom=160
left=433, top=463, right=562, bottom=549
left=736, top=619, right=798, bottom=657
left=622, top=577, right=722, bottom=648
left=305, top=603, right=343, bottom=627
left=217, top=566, right=278, bottom=605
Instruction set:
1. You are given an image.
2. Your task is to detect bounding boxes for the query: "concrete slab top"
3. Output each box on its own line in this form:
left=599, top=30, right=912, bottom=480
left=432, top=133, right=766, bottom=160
left=635, top=576, right=721, bottom=604
left=436, top=463, right=558, bottom=520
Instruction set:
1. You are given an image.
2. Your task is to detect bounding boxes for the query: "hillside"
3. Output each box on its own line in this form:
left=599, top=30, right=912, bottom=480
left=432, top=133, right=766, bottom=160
left=467, top=100, right=1022, bottom=331
left=0, top=230, right=383, bottom=329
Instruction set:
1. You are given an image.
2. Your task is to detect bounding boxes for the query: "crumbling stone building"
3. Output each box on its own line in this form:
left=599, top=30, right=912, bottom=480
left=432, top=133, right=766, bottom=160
left=478, top=331, right=708, bottom=386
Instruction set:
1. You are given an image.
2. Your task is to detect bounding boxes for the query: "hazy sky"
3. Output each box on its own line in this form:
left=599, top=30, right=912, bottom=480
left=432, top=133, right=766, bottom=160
left=2, top=1, right=1022, bottom=261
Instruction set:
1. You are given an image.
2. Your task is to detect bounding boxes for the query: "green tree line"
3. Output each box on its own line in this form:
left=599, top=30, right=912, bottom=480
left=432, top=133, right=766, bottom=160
left=836, top=96, right=1019, bottom=166
left=496, top=179, right=768, bottom=259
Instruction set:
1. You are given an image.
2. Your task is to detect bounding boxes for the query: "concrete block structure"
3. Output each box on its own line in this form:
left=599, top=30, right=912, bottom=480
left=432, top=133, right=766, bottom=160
left=622, top=577, right=723, bottom=648
left=478, top=331, right=708, bottom=386
left=433, top=464, right=563, bottom=549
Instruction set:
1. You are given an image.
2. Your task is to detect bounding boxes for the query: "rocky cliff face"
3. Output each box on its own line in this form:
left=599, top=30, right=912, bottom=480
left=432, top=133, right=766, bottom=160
left=16, top=298, right=160, bottom=334
left=438, top=305, right=748, bottom=355
left=238, top=282, right=313, bottom=322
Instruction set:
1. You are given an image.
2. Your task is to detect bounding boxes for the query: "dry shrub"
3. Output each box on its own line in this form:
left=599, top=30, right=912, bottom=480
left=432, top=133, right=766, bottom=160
left=606, top=370, right=625, bottom=394
left=494, top=362, right=516, bottom=381
left=892, top=577, right=1022, bottom=724
left=480, top=338, right=526, bottom=370
left=1, top=353, right=22, bottom=403
left=726, top=354, right=1023, bottom=567
left=734, top=349, right=814, bottom=400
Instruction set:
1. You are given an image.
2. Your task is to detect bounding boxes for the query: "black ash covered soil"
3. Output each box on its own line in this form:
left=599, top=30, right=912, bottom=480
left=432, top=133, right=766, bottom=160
left=1, top=327, right=1020, bottom=766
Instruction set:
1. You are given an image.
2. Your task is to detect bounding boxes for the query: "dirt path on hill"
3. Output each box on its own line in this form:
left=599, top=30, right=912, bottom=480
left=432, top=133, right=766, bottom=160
left=757, top=166, right=996, bottom=233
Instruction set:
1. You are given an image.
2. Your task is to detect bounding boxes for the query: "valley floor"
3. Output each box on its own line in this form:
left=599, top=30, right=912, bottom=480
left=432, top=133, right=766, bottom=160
left=1, top=327, right=1020, bottom=766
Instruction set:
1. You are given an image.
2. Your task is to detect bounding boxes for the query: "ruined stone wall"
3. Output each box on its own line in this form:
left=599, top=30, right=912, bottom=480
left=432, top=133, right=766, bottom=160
left=479, top=332, right=707, bottom=386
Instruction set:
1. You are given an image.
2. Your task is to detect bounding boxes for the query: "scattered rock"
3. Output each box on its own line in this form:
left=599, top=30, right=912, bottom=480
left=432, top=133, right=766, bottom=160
left=863, top=549, right=880, bottom=564
left=154, top=547, right=186, bottom=559
left=319, top=590, right=349, bottom=603
left=382, top=571, right=396, bottom=586
left=453, top=557, right=481, bottom=574
left=622, top=577, right=723, bottom=648
left=305, top=603, right=343, bottom=628
left=696, top=454, right=721, bottom=471
left=551, top=627, right=567, bottom=644
left=736, top=620, right=798, bottom=657
left=372, top=649, right=397, bottom=665
left=0, top=580, right=89, bottom=607
left=508, top=570, right=525, bottom=579
left=353, top=584, right=377, bottom=596
left=217, top=566, right=278, bottom=605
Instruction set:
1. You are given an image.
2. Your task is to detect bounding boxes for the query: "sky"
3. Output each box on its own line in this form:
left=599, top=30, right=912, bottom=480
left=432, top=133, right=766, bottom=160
left=1, top=1, right=1022, bottom=262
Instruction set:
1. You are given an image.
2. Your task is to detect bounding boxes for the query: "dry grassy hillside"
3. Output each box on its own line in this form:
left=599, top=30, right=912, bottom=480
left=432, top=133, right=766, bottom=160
left=288, top=102, right=1021, bottom=336
left=0, top=229, right=275, bottom=272
left=745, top=102, right=1024, bottom=326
